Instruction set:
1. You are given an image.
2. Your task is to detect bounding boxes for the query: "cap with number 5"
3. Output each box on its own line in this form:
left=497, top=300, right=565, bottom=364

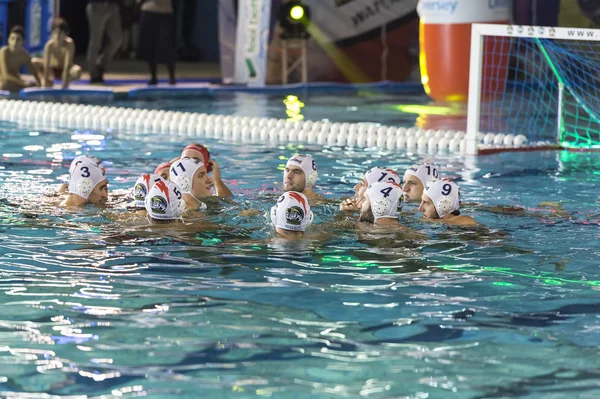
left=424, top=179, right=460, bottom=218
left=145, top=180, right=186, bottom=221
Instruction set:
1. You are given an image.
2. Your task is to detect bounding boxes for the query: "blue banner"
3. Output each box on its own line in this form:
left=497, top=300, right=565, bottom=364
left=25, top=0, right=53, bottom=55
left=0, top=0, right=13, bottom=46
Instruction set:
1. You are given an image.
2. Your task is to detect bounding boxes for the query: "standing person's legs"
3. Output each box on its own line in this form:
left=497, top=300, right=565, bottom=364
left=87, top=3, right=109, bottom=81
left=164, top=13, right=177, bottom=85
left=100, top=4, right=124, bottom=78
left=167, top=63, right=175, bottom=85
left=148, top=54, right=158, bottom=85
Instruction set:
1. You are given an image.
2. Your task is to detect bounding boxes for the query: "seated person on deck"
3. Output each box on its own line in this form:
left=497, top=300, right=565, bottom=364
left=33, top=18, right=82, bottom=89
left=0, top=26, right=42, bottom=92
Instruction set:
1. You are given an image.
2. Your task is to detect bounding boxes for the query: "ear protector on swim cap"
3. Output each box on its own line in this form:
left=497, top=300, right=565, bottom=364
left=270, top=191, right=313, bottom=232
left=133, top=173, right=165, bottom=209
left=424, top=179, right=460, bottom=218
left=404, top=162, right=440, bottom=190
left=145, top=180, right=186, bottom=221
left=69, top=155, right=104, bottom=175
left=154, top=162, right=172, bottom=176
left=285, top=154, right=318, bottom=190
left=182, top=144, right=212, bottom=173
left=169, top=157, right=205, bottom=194
left=365, top=167, right=401, bottom=186
left=366, top=182, right=403, bottom=220
left=68, top=161, right=106, bottom=200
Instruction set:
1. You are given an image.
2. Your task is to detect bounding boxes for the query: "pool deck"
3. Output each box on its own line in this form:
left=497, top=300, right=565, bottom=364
left=8, top=58, right=222, bottom=97
left=2, top=57, right=425, bottom=100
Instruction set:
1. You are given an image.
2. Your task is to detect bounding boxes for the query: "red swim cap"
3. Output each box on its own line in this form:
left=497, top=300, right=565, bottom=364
left=182, top=144, right=212, bottom=173
left=154, top=161, right=172, bottom=175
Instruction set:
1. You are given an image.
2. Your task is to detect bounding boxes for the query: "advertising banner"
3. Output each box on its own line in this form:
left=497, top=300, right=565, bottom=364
left=218, top=0, right=236, bottom=84
left=303, top=0, right=418, bottom=42
left=25, top=0, right=53, bottom=54
left=233, top=0, right=272, bottom=86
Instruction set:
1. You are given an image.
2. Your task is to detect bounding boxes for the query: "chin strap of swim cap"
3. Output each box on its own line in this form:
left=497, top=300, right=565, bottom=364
left=190, top=193, right=208, bottom=211
left=286, top=154, right=318, bottom=190
left=271, top=191, right=313, bottom=231
left=134, top=174, right=165, bottom=209
left=366, top=182, right=402, bottom=221
left=424, top=179, right=460, bottom=218
left=404, top=162, right=440, bottom=190
left=169, top=157, right=204, bottom=194
left=68, top=161, right=106, bottom=200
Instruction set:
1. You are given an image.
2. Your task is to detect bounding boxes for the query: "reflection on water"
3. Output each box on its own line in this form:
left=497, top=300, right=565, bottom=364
left=1, top=122, right=600, bottom=398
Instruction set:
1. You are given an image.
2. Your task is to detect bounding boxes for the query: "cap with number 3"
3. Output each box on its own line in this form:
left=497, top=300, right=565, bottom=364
left=68, top=161, right=106, bottom=200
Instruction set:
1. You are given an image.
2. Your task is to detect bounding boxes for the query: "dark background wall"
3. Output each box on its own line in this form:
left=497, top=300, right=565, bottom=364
left=5, top=0, right=222, bottom=62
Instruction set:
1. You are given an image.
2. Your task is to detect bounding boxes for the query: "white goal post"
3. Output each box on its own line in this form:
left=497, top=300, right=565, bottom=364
left=466, top=23, right=600, bottom=155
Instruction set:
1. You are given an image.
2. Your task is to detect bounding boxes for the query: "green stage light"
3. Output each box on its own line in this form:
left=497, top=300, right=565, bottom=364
left=290, top=5, right=305, bottom=20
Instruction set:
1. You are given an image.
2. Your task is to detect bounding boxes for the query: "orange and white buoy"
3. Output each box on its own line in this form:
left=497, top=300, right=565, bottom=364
left=417, top=0, right=512, bottom=102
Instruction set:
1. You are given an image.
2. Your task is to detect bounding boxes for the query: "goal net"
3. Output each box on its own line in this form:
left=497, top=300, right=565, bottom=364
left=466, top=24, right=600, bottom=154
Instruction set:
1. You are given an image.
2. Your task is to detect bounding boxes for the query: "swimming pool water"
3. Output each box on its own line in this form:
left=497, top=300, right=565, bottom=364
left=0, top=92, right=600, bottom=398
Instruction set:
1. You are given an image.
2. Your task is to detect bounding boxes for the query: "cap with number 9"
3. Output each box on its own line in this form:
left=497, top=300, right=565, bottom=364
left=424, top=179, right=460, bottom=218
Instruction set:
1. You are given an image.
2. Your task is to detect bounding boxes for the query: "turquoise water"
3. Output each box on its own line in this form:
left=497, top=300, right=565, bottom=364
left=1, top=92, right=600, bottom=398
left=119, top=90, right=450, bottom=128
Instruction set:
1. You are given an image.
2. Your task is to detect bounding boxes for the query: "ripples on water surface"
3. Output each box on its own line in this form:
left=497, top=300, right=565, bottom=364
left=0, top=95, right=600, bottom=398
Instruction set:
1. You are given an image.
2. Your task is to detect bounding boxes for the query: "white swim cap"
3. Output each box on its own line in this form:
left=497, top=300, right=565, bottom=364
left=424, top=179, right=460, bottom=218
left=366, top=182, right=403, bottom=221
left=169, top=157, right=204, bottom=194
left=68, top=161, right=106, bottom=200
left=270, top=191, right=313, bottom=232
left=68, top=155, right=103, bottom=175
left=145, top=180, right=186, bottom=221
left=286, top=154, right=318, bottom=190
left=365, top=167, right=401, bottom=186
left=133, top=173, right=165, bottom=209
left=404, top=162, right=440, bottom=189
